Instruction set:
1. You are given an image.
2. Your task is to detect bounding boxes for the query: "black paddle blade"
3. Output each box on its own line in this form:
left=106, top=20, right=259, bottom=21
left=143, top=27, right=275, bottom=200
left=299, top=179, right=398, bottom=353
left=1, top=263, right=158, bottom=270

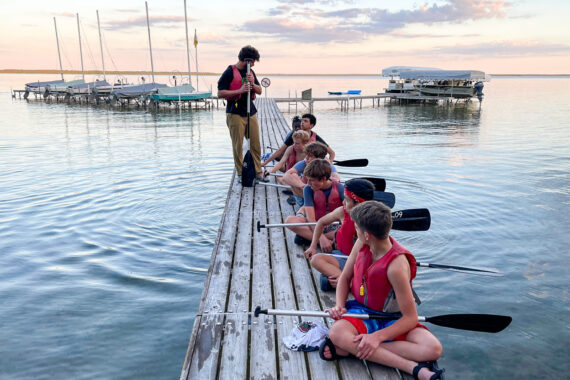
left=426, top=314, right=512, bottom=333
left=391, top=208, right=431, bottom=231
left=373, top=191, right=396, bottom=208
left=333, top=159, right=369, bottom=167
left=357, top=177, right=386, bottom=192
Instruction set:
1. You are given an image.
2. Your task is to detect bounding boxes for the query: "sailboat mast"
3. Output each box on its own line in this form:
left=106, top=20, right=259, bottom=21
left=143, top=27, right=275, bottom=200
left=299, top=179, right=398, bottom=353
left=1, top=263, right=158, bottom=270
left=53, top=17, right=64, bottom=81
left=76, top=13, right=85, bottom=81
left=96, top=10, right=106, bottom=81
left=183, top=0, right=192, bottom=87
left=145, top=1, right=155, bottom=83
left=194, top=29, right=199, bottom=90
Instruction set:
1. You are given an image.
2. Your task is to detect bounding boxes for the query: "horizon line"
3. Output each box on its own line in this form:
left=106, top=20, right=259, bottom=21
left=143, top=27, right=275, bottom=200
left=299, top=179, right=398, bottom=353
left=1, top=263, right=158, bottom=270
left=1, top=69, right=569, bottom=77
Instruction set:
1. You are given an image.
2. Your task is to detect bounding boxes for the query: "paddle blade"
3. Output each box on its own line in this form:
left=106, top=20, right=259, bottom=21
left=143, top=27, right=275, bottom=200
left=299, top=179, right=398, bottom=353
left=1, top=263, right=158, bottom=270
left=358, top=177, right=386, bottom=192
left=333, top=159, right=369, bottom=167
left=425, top=314, right=512, bottom=333
left=373, top=191, right=396, bottom=208
left=392, top=208, right=431, bottom=231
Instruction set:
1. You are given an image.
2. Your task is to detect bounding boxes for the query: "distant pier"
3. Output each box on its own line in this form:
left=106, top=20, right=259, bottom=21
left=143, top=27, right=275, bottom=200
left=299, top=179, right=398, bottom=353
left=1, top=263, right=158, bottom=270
left=179, top=97, right=412, bottom=380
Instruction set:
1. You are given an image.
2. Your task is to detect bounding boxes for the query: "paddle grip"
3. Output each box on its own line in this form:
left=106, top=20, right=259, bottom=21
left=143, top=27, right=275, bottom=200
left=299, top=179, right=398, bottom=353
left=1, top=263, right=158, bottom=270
left=254, top=306, right=266, bottom=317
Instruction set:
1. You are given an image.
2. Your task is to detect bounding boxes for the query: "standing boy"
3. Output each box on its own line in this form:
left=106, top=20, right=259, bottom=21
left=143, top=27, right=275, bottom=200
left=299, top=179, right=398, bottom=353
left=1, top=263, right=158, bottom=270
left=321, top=201, right=444, bottom=380
left=217, top=45, right=262, bottom=180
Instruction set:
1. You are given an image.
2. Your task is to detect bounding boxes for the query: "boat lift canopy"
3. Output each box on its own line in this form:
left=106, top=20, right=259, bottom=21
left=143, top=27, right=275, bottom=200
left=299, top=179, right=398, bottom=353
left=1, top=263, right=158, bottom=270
left=381, top=66, right=441, bottom=77
left=400, top=70, right=487, bottom=81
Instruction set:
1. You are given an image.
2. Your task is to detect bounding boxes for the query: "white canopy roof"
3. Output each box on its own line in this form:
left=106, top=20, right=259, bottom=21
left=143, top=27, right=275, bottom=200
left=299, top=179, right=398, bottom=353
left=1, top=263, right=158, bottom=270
left=381, top=66, right=440, bottom=77
left=400, top=70, right=487, bottom=81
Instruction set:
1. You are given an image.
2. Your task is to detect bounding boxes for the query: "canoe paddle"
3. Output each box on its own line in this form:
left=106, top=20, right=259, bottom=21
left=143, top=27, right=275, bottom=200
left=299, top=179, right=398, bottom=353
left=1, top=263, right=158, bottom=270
left=268, top=173, right=386, bottom=192
left=320, top=253, right=502, bottom=277
left=254, top=306, right=512, bottom=333
left=266, top=158, right=368, bottom=168
left=254, top=182, right=396, bottom=208
left=257, top=208, right=429, bottom=232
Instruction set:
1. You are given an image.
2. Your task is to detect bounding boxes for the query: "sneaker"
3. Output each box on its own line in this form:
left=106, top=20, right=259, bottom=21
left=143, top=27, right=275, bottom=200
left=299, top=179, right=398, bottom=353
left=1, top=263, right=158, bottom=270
left=294, top=234, right=311, bottom=246
left=255, top=175, right=269, bottom=183
left=287, top=196, right=297, bottom=205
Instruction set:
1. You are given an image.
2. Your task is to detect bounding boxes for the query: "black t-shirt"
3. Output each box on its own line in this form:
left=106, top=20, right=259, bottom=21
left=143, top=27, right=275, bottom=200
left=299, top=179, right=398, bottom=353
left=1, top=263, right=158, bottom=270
left=218, top=65, right=260, bottom=117
left=283, top=131, right=328, bottom=147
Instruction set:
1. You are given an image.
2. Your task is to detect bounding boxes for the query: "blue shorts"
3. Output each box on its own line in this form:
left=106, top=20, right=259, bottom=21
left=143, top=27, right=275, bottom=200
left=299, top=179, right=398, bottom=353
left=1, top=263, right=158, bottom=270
left=344, top=300, right=397, bottom=335
left=332, top=250, right=347, bottom=270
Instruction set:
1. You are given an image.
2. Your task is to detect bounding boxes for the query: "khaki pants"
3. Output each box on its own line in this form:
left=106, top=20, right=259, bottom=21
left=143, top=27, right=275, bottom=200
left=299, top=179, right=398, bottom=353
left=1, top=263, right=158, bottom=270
left=226, top=113, right=261, bottom=176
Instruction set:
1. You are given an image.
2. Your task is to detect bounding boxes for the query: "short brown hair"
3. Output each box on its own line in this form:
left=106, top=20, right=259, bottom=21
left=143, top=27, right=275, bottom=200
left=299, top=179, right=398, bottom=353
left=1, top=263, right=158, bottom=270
left=304, top=158, right=331, bottom=180
left=304, top=142, right=327, bottom=159
left=292, top=130, right=310, bottom=143
left=350, top=201, right=392, bottom=239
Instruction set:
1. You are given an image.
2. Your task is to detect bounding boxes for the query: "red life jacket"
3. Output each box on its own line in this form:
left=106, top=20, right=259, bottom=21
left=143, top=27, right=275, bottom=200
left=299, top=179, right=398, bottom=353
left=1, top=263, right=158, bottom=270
left=313, top=180, right=342, bottom=221
left=351, top=237, right=417, bottom=311
left=227, top=65, right=256, bottom=102
left=335, top=208, right=355, bottom=255
left=287, top=148, right=297, bottom=171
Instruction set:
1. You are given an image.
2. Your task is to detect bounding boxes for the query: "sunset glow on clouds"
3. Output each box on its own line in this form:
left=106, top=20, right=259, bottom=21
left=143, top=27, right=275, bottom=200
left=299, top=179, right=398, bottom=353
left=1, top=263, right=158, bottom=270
left=1, top=0, right=568, bottom=74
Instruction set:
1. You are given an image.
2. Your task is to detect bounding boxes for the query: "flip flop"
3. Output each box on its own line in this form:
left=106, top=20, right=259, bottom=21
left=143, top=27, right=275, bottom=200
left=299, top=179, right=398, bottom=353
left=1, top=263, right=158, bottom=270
left=318, top=337, right=348, bottom=361
left=412, top=361, right=445, bottom=380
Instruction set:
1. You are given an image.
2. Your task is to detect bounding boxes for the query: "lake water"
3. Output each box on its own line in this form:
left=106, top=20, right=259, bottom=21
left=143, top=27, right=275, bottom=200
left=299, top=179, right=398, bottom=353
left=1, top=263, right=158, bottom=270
left=1, top=74, right=568, bottom=379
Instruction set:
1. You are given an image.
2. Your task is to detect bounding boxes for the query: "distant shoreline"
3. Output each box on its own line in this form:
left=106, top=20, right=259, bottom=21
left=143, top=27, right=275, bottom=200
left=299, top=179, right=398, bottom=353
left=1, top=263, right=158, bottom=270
left=1, top=69, right=569, bottom=77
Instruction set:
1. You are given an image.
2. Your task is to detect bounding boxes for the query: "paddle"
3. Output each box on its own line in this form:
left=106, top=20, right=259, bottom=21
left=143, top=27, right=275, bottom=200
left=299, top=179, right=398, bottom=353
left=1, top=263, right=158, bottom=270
left=333, top=158, right=368, bottom=167
left=257, top=208, right=429, bottom=232
left=374, top=190, right=395, bottom=208
left=268, top=173, right=386, bottom=192
left=321, top=253, right=502, bottom=277
left=254, top=306, right=512, bottom=333
left=265, top=173, right=387, bottom=192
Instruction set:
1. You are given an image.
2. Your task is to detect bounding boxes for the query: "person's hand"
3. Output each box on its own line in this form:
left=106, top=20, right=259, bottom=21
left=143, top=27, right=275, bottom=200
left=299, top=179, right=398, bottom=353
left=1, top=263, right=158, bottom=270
left=246, top=72, right=255, bottom=84
left=319, top=235, right=332, bottom=252
left=304, top=245, right=317, bottom=259
left=326, top=305, right=347, bottom=320
left=353, top=333, right=382, bottom=360
left=240, top=82, right=252, bottom=93
left=261, top=161, right=268, bottom=167
left=263, top=170, right=270, bottom=178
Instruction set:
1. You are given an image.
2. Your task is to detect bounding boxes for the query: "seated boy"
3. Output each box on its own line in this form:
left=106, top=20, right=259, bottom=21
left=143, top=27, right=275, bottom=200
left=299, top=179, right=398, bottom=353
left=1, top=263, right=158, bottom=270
left=261, top=116, right=301, bottom=166
left=285, top=158, right=344, bottom=245
left=321, top=201, right=444, bottom=380
left=262, top=113, right=335, bottom=166
left=304, top=178, right=375, bottom=290
left=263, top=130, right=310, bottom=183
left=282, top=142, right=340, bottom=205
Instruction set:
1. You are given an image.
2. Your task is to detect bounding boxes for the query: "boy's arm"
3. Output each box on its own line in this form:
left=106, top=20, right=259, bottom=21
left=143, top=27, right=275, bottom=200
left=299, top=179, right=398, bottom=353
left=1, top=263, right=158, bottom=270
left=262, top=143, right=287, bottom=166
left=305, top=206, right=343, bottom=258
left=326, top=146, right=336, bottom=162
left=329, top=239, right=362, bottom=319
left=267, top=146, right=292, bottom=173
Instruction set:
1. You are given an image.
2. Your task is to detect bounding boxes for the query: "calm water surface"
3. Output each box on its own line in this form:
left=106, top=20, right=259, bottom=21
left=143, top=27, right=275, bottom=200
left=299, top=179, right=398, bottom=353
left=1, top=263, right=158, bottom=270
left=1, top=74, right=568, bottom=379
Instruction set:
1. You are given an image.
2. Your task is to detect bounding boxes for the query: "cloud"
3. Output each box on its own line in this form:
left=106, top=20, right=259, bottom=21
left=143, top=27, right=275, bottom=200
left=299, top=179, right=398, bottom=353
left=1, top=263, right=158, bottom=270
left=366, top=41, right=570, bottom=58
left=104, top=15, right=189, bottom=31
left=241, top=0, right=511, bottom=42
left=56, top=12, right=75, bottom=18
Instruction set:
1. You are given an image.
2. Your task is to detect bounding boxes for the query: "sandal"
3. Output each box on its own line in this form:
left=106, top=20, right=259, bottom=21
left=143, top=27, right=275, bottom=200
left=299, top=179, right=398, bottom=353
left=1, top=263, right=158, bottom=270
left=412, top=361, right=445, bottom=380
left=320, top=274, right=333, bottom=292
left=319, top=337, right=349, bottom=361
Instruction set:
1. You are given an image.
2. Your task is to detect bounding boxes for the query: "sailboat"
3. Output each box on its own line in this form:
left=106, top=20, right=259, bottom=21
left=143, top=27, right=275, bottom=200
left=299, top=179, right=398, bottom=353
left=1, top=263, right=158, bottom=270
left=150, top=0, right=211, bottom=103
left=65, top=13, right=110, bottom=100
left=110, top=1, right=167, bottom=103
left=24, top=17, right=66, bottom=99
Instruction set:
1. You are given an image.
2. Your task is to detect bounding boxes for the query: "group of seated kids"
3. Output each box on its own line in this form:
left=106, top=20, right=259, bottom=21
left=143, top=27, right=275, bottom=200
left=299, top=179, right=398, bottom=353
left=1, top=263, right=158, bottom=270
left=262, top=115, right=444, bottom=379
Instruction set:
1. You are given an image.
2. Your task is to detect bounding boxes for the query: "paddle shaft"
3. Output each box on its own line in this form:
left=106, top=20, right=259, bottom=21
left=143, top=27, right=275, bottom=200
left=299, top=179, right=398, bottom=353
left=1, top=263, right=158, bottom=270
left=319, top=253, right=502, bottom=276
left=254, top=307, right=511, bottom=333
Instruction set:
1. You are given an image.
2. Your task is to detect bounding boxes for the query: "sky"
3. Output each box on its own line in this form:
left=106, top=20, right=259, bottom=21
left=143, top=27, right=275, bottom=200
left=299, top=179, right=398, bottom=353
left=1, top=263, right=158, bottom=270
left=1, top=0, right=569, bottom=75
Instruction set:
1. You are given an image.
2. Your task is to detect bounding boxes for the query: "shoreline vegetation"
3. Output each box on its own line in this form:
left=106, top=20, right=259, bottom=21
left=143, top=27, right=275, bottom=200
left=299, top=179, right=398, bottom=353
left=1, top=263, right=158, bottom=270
left=1, top=69, right=569, bottom=77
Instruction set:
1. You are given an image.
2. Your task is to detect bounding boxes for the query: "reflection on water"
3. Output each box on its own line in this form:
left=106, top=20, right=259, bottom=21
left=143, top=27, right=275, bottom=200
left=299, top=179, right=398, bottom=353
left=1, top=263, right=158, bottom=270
left=0, top=74, right=569, bottom=379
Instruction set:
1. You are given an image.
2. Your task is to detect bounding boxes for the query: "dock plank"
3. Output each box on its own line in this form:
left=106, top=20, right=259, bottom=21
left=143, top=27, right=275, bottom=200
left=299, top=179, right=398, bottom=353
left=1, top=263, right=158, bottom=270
left=182, top=98, right=411, bottom=380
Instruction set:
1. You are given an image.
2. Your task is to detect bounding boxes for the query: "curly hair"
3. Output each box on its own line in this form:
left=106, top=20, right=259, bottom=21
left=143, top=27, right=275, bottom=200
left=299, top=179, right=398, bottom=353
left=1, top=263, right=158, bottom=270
left=238, top=45, right=260, bottom=62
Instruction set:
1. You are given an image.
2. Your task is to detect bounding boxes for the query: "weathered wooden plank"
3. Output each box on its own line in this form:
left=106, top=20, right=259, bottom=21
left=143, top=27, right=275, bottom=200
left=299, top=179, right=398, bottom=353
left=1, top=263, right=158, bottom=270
left=219, top=185, right=255, bottom=379
left=182, top=175, right=242, bottom=380
left=182, top=313, right=225, bottom=380
left=250, top=174, right=278, bottom=379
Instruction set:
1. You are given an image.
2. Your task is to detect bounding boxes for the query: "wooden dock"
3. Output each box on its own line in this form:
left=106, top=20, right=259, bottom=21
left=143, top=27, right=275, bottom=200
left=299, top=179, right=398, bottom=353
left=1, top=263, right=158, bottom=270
left=180, top=98, right=412, bottom=380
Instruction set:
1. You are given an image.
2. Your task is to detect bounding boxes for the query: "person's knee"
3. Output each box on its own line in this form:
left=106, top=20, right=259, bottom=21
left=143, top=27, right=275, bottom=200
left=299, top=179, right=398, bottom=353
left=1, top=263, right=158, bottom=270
left=329, top=321, right=353, bottom=349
